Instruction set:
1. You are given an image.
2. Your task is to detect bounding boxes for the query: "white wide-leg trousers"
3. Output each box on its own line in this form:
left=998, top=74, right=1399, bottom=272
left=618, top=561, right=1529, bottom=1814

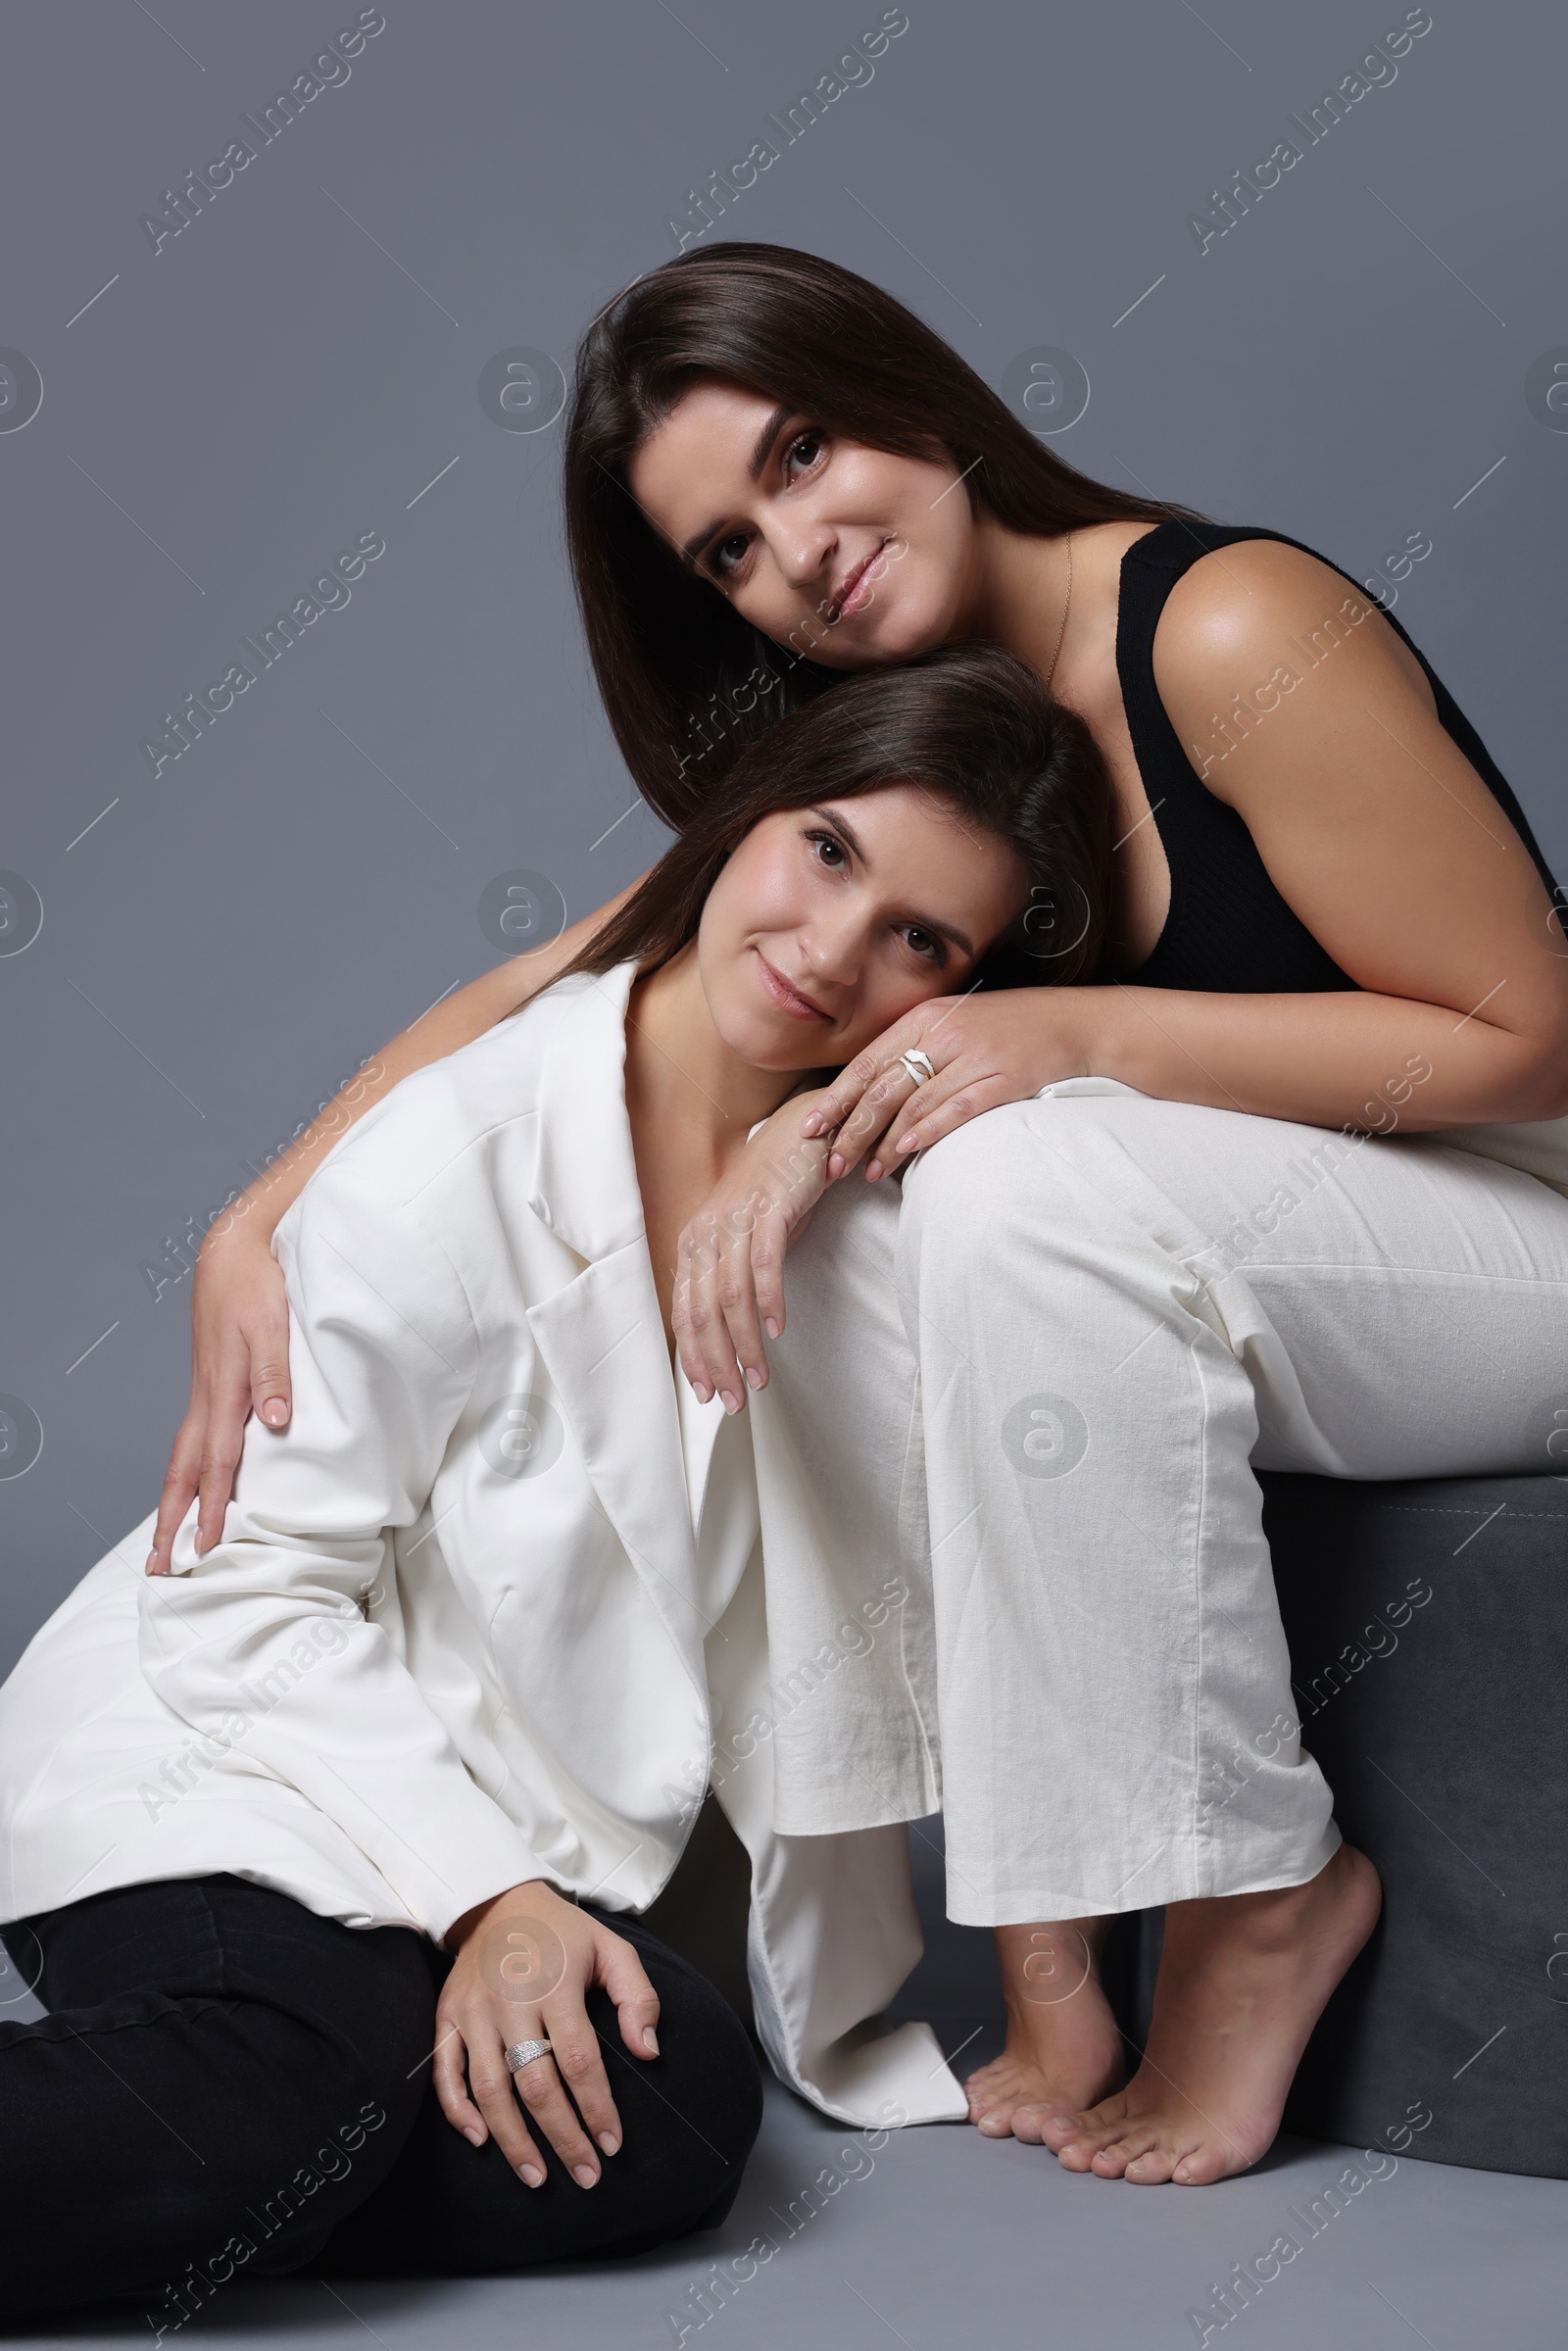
left=750, top=1083, right=1568, bottom=1927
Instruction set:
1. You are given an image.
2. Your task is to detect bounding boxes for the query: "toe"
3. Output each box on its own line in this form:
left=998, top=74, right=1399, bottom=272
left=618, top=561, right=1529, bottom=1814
left=1122, top=2143, right=1178, bottom=2184
left=974, top=2109, right=1013, bottom=2137
left=965, top=2069, right=1013, bottom=2116
left=1040, top=2094, right=1126, bottom=2154
left=1090, top=2131, right=1156, bottom=2180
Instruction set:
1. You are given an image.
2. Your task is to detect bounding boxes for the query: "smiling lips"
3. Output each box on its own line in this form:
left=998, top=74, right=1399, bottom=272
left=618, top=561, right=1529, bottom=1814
left=756, top=952, right=830, bottom=1022
left=828, top=538, right=892, bottom=623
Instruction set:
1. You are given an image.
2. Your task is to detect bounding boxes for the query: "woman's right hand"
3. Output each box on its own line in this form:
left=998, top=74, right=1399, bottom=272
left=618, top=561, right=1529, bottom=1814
left=436, top=1879, right=662, bottom=2186
left=145, top=1213, right=293, bottom=1576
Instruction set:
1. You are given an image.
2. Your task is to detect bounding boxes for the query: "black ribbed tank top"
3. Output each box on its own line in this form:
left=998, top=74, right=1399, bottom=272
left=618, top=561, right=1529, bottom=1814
left=1117, top=520, right=1559, bottom=993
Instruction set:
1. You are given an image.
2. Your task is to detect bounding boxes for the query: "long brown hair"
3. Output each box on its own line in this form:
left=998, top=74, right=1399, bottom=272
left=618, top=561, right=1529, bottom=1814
left=563, top=642, right=1111, bottom=997
left=564, top=240, right=1202, bottom=829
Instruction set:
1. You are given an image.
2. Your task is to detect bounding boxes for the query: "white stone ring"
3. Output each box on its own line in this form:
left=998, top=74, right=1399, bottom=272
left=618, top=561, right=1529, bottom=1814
left=505, top=2036, right=554, bottom=2073
left=899, top=1049, right=936, bottom=1086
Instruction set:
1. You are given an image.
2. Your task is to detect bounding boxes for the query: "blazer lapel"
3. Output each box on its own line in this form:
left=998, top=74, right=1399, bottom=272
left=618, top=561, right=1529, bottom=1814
left=523, top=966, right=710, bottom=1681
left=525, top=966, right=644, bottom=1263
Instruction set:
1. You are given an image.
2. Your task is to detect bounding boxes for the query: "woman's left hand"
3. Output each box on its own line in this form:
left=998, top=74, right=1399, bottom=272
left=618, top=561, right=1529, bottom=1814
left=801, top=989, right=1099, bottom=1178
left=673, top=1091, right=836, bottom=1412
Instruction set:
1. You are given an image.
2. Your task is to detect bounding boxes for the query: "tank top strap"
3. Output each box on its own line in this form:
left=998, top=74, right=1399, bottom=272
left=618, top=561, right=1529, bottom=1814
left=1114, top=518, right=1560, bottom=994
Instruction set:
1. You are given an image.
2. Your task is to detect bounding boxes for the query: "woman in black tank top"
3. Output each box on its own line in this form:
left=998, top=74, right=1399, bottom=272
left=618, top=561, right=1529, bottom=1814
left=149, top=250, right=1568, bottom=2196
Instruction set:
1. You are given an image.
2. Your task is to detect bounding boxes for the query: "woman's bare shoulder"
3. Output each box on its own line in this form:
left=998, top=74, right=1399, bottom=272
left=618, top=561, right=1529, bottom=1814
left=1151, top=536, right=1436, bottom=764
left=1156, top=535, right=1357, bottom=651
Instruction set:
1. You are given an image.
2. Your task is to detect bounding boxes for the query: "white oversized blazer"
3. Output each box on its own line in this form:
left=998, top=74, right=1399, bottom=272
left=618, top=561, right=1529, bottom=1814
left=0, top=964, right=965, bottom=2128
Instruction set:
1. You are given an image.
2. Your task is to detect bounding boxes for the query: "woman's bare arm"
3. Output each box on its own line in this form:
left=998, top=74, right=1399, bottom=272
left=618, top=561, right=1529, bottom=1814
left=1093, top=540, right=1568, bottom=1123
left=146, top=884, right=639, bottom=1574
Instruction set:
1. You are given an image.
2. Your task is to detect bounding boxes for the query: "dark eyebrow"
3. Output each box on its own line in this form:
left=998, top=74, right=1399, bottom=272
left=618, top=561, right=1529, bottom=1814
left=807, top=804, right=975, bottom=958
left=680, top=405, right=794, bottom=569
left=748, top=403, right=792, bottom=479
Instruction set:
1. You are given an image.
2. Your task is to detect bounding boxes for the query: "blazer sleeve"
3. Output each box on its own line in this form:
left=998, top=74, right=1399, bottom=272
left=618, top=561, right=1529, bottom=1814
left=137, top=1149, right=549, bottom=1941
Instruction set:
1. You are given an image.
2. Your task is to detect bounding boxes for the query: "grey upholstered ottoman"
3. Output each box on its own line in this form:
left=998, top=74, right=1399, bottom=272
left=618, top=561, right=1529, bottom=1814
left=1108, top=1472, right=1568, bottom=2178
left=1266, top=1470, right=1568, bottom=2176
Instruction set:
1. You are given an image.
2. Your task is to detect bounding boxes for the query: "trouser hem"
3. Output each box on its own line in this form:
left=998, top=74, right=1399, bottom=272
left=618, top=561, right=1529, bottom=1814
left=944, top=1820, right=1344, bottom=1928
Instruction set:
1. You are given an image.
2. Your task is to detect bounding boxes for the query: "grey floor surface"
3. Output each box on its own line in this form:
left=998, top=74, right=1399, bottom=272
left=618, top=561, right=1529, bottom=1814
left=12, top=2076, right=1565, bottom=2348
left=7, top=1828, right=1566, bottom=2346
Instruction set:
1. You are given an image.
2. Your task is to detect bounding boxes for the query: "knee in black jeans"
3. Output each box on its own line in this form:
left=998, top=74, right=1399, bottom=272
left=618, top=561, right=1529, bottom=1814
left=317, top=1905, right=764, bottom=2276
left=0, top=1878, right=764, bottom=2308
left=582, top=1907, right=764, bottom=2238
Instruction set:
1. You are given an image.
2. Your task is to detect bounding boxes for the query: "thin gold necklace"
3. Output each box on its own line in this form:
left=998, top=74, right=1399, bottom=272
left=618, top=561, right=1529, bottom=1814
left=1045, top=531, right=1074, bottom=692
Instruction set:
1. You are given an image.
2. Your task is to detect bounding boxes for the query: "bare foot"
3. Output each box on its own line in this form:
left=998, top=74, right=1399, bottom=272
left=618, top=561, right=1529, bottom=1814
left=965, top=1918, right=1125, bottom=2137
left=1019, top=1843, right=1381, bottom=2183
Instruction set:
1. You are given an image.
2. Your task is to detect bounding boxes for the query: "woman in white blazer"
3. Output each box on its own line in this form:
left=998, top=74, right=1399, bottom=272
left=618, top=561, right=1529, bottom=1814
left=0, top=646, right=1112, bottom=2321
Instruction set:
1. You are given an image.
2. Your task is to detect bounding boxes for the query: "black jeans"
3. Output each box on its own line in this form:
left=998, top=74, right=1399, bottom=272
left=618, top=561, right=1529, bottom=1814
left=0, top=1874, right=762, bottom=2325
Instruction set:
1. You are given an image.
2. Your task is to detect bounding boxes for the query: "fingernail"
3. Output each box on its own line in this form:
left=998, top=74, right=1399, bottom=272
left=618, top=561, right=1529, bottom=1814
left=261, top=1398, right=289, bottom=1428
left=598, top=2132, right=619, bottom=2156
left=572, top=2164, right=599, bottom=2189
left=720, top=1390, right=740, bottom=1414
left=746, top=1366, right=764, bottom=1391
left=896, top=1133, right=917, bottom=1152
left=764, top=1318, right=781, bottom=1340
left=827, top=1154, right=846, bottom=1179
left=643, top=2028, right=659, bottom=2054
left=463, top=2126, right=484, bottom=2147
left=519, top=2162, right=545, bottom=2186
left=802, top=1111, right=822, bottom=1136
left=866, top=1160, right=883, bottom=1181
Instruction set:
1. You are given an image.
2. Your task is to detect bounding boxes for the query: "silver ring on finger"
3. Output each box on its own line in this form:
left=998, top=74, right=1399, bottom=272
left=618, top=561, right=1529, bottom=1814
left=505, top=2036, right=554, bottom=2073
left=899, top=1049, right=936, bottom=1086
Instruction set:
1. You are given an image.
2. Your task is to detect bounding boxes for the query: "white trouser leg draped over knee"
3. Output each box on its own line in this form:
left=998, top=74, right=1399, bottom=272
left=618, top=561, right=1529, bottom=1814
left=750, top=1083, right=1568, bottom=1926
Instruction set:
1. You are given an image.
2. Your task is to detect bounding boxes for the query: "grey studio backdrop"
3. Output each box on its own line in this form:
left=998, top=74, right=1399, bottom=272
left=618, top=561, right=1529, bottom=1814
left=2, top=0, right=1566, bottom=1675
